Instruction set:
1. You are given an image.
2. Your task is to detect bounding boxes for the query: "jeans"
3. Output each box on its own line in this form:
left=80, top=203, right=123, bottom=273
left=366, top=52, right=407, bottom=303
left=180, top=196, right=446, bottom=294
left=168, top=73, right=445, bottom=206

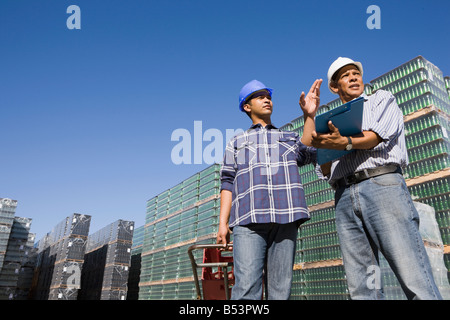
left=231, top=222, right=298, bottom=300
left=335, top=172, right=442, bottom=300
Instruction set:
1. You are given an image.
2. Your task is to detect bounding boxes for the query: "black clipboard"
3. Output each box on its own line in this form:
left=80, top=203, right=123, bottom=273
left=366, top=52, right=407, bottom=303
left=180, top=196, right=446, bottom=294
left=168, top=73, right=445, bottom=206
left=315, top=96, right=365, bottom=164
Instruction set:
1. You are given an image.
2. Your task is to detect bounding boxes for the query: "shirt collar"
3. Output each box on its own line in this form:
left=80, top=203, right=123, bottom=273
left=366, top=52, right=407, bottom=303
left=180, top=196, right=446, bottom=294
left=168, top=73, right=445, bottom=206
left=249, top=123, right=278, bottom=130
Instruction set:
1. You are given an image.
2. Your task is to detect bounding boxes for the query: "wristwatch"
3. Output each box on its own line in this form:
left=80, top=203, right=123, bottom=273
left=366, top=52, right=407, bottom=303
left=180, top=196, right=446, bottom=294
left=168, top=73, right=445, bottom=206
left=345, top=136, right=353, bottom=151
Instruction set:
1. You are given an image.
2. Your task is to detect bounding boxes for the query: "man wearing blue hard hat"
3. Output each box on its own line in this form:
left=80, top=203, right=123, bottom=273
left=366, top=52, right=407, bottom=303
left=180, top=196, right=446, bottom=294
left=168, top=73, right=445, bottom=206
left=217, top=78, right=322, bottom=299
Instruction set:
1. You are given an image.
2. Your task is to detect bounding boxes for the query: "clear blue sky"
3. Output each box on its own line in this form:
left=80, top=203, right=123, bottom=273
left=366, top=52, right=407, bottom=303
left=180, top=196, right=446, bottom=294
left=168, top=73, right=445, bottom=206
left=1, top=0, right=449, bottom=242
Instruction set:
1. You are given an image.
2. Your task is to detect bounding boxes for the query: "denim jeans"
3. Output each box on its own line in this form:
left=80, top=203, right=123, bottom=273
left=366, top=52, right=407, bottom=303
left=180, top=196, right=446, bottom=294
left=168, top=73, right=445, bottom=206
left=231, top=222, right=298, bottom=300
left=335, top=172, right=442, bottom=300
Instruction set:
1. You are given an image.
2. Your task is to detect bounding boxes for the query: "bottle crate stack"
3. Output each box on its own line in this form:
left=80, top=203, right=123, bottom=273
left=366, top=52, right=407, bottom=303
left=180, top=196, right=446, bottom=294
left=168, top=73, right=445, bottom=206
left=288, top=56, right=450, bottom=300
left=445, top=76, right=450, bottom=99
left=0, top=198, right=16, bottom=274
left=139, top=164, right=222, bottom=300
left=378, top=202, right=450, bottom=299
left=0, top=217, right=33, bottom=300
left=15, top=232, right=37, bottom=300
left=127, top=225, right=144, bottom=300
left=0, top=198, right=36, bottom=300
left=381, top=57, right=450, bottom=294
left=30, top=213, right=91, bottom=300
left=78, top=219, right=134, bottom=300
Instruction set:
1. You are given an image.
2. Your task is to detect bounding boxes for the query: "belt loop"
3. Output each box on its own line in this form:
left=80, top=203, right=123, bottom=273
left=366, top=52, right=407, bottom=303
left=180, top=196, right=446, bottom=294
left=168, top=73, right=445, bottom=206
left=363, top=168, right=369, bottom=178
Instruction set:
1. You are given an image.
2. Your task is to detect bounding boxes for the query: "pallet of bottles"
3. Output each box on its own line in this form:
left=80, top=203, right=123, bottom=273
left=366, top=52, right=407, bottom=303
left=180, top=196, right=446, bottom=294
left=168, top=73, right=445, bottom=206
left=445, top=76, right=449, bottom=99
left=14, top=233, right=37, bottom=300
left=48, top=286, right=79, bottom=300
left=139, top=237, right=215, bottom=300
left=127, top=226, right=143, bottom=300
left=102, top=264, right=130, bottom=288
left=293, top=202, right=449, bottom=300
left=127, top=259, right=141, bottom=299
left=402, top=105, right=450, bottom=245
left=0, top=217, right=33, bottom=300
left=291, top=265, right=349, bottom=300
left=140, top=163, right=222, bottom=300
left=369, top=56, right=450, bottom=116
left=379, top=202, right=450, bottom=300
left=30, top=213, right=91, bottom=300
left=79, top=219, right=134, bottom=300
left=371, top=56, right=446, bottom=95
left=145, top=164, right=221, bottom=226
left=359, top=57, right=450, bottom=291
left=0, top=199, right=17, bottom=272
left=101, top=288, right=127, bottom=300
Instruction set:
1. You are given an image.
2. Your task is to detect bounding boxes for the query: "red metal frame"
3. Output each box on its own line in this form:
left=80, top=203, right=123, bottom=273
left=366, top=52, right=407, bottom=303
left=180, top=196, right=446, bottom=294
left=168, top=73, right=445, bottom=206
left=188, top=243, right=234, bottom=300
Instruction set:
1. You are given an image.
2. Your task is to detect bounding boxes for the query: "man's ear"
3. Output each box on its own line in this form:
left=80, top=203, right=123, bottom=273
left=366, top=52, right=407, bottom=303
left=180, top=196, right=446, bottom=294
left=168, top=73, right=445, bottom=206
left=243, top=103, right=252, bottom=113
left=329, top=81, right=339, bottom=94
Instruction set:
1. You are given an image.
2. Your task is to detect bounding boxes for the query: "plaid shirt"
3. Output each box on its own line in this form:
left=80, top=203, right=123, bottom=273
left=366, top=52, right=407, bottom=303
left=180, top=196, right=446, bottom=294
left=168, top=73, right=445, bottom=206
left=220, top=123, right=317, bottom=228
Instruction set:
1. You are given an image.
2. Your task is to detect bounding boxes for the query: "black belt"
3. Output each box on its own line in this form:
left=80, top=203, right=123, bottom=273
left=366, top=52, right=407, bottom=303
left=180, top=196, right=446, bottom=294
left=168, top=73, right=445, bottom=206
left=332, top=165, right=401, bottom=190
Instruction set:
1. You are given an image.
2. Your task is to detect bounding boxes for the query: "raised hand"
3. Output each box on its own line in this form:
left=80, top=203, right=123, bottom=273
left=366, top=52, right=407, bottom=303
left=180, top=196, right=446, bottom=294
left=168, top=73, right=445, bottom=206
left=299, top=79, right=322, bottom=118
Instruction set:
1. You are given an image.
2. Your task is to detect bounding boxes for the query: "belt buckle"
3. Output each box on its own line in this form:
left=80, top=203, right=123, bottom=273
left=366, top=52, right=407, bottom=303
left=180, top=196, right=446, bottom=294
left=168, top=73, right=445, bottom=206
left=344, top=169, right=369, bottom=185
left=344, top=174, right=357, bottom=185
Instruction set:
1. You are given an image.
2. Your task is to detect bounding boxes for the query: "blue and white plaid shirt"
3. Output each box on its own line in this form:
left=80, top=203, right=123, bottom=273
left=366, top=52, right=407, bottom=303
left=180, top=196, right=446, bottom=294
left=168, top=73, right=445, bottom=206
left=220, top=123, right=317, bottom=228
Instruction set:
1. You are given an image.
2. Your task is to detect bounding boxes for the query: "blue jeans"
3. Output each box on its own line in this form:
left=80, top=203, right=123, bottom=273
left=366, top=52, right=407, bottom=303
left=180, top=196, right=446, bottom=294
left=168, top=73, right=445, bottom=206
left=231, top=222, right=298, bottom=300
left=335, top=172, right=442, bottom=300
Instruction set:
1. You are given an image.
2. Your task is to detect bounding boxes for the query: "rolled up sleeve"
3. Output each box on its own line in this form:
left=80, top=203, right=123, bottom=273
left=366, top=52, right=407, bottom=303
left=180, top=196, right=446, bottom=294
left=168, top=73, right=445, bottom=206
left=296, top=134, right=317, bottom=166
left=220, top=139, right=236, bottom=192
left=364, top=91, right=403, bottom=151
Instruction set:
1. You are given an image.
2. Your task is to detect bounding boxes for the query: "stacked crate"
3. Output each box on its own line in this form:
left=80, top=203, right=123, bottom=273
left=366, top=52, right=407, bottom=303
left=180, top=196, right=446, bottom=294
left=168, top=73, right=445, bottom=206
left=290, top=56, right=450, bottom=300
left=30, top=213, right=91, bottom=300
left=445, top=75, right=450, bottom=284
left=0, top=199, right=36, bottom=300
left=15, top=232, right=37, bottom=300
left=374, top=57, right=450, bottom=299
left=79, top=219, right=134, bottom=300
left=445, top=77, right=450, bottom=100
left=0, top=217, right=33, bottom=300
left=127, top=225, right=144, bottom=300
left=139, top=164, right=221, bottom=300
left=0, top=198, right=16, bottom=275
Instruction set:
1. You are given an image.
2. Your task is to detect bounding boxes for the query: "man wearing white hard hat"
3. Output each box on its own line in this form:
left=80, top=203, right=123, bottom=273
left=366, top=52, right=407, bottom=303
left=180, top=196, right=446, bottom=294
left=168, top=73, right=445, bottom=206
left=312, top=57, right=442, bottom=300
left=217, top=78, right=322, bottom=299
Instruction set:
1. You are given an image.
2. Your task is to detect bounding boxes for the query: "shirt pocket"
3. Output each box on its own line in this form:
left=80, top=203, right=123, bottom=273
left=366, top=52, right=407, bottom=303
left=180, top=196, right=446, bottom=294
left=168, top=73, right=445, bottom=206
left=277, top=137, right=298, bottom=159
left=235, top=140, right=256, bottom=168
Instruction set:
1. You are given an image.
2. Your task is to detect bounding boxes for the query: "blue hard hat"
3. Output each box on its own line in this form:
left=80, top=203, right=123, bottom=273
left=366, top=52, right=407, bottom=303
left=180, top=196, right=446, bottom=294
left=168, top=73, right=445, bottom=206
left=239, top=80, right=273, bottom=112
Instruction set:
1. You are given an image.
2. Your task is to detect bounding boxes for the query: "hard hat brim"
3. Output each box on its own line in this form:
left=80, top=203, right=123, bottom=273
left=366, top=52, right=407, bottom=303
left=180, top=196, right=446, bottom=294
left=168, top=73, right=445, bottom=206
left=239, top=88, right=273, bottom=112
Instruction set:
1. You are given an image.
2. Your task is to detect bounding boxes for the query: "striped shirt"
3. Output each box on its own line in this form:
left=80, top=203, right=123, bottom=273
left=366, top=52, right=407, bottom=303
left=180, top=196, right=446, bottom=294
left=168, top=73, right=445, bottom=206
left=317, top=89, right=408, bottom=185
left=220, top=123, right=317, bottom=228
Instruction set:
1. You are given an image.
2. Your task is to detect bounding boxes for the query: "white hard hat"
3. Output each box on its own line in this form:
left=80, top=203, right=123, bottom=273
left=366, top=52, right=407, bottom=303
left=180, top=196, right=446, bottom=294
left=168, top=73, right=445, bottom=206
left=327, top=57, right=363, bottom=94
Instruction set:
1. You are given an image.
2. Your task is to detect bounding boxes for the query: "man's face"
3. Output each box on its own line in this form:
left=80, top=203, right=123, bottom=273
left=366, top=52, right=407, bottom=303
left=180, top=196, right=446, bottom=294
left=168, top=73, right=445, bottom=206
left=331, top=64, right=364, bottom=102
left=243, top=90, right=273, bottom=118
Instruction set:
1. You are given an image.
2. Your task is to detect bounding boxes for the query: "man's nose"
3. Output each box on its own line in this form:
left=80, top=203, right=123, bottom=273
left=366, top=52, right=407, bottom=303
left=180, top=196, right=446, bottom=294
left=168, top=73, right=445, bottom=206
left=349, top=73, right=358, bottom=82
